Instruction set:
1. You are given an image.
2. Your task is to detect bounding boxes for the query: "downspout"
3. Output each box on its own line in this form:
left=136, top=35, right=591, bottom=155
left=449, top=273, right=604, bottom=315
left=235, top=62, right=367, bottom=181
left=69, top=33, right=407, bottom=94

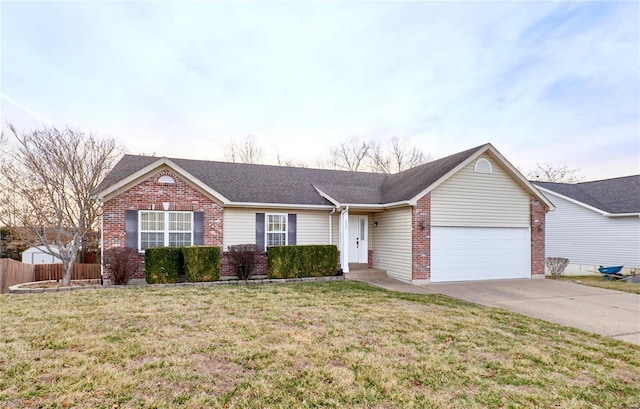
left=98, top=198, right=104, bottom=285
left=329, top=207, right=336, bottom=245
left=340, top=206, right=349, bottom=273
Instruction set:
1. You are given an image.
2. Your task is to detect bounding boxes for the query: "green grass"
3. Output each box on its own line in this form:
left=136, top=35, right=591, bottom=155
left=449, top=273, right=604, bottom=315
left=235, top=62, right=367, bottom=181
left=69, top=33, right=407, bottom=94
left=557, top=275, right=640, bottom=294
left=1, top=281, right=639, bottom=408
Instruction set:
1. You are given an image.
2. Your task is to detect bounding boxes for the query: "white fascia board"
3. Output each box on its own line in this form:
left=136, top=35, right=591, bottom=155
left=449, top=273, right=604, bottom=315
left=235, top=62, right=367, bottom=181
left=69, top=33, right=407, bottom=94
left=486, top=146, right=555, bottom=210
left=407, top=144, right=556, bottom=211
left=224, top=202, right=336, bottom=210
left=313, top=186, right=341, bottom=207
left=225, top=201, right=412, bottom=211
left=341, top=201, right=412, bottom=210
left=96, top=158, right=231, bottom=204
left=408, top=145, right=490, bottom=204
left=534, top=186, right=638, bottom=217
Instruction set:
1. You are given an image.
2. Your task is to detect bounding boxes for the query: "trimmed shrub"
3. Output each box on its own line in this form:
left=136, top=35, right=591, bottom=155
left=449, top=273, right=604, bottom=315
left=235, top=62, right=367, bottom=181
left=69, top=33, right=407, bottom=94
left=183, top=246, right=220, bottom=282
left=145, top=247, right=183, bottom=284
left=103, top=247, right=139, bottom=285
left=546, top=257, right=569, bottom=278
left=268, top=245, right=338, bottom=279
left=227, top=244, right=258, bottom=280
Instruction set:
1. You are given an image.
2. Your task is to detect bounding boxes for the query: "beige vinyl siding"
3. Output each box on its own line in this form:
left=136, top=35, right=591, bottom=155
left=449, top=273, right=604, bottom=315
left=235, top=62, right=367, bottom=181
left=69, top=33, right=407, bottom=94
left=371, top=207, right=412, bottom=282
left=331, top=212, right=340, bottom=246
left=223, top=208, right=333, bottom=249
left=431, top=154, right=530, bottom=227
left=544, top=192, right=640, bottom=267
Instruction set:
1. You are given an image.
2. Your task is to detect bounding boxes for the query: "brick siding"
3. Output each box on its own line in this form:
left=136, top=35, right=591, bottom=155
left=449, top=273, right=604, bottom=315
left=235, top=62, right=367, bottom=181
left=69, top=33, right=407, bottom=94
left=221, top=252, right=268, bottom=277
left=102, top=170, right=223, bottom=280
left=530, top=195, right=546, bottom=277
left=411, top=193, right=431, bottom=280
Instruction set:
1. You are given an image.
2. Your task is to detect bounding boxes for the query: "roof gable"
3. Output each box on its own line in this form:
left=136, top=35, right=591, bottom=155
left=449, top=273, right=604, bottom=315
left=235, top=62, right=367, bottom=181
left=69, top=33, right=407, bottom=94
left=534, top=175, right=640, bottom=215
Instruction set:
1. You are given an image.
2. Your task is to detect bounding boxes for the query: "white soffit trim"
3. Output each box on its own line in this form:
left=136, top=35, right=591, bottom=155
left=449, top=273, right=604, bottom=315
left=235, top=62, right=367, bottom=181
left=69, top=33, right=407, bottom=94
left=408, top=144, right=490, bottom=204
left=485, top=146, right=555, bottom=211
left=534, top=186, right=639, bottom=217
left=224, top=202, right=335, bottom=210
left=313, top=186, right=341, bottom=207
left=96, top=158, right=231, bottom=204
left=408, top=143, right=556, bottom=211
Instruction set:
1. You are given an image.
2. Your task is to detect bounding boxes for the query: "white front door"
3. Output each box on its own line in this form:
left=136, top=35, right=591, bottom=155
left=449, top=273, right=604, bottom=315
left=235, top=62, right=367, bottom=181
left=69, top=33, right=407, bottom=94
left=348, top=215, right=368, bottom=263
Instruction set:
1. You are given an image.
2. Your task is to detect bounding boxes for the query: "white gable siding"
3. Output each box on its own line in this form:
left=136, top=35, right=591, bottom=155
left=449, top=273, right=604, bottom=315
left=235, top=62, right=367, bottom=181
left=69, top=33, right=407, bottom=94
left=431, top=154, right=530, bottom=227
left=372, top=207, right=412, bottom=282
left=223, top=208, right=333, bottom=250
left=544, top=193, right=640, bottom=267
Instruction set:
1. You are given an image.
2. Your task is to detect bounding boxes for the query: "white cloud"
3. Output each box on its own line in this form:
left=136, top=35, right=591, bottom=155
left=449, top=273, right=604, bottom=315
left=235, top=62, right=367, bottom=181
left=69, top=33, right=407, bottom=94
left=1, top=1, right=637, bottom=179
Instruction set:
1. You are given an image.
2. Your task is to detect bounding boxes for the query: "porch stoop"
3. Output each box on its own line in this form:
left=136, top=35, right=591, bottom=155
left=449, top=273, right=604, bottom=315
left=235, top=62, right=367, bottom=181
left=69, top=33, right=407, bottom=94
left=345, top=263, right=387, bottom=279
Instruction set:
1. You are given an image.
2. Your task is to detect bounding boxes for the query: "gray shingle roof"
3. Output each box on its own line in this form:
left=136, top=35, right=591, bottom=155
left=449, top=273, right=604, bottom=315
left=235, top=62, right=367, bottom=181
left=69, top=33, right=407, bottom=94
left=534, top=175, right=640, bottom=214
left=98, top=144, right=488, bottom=205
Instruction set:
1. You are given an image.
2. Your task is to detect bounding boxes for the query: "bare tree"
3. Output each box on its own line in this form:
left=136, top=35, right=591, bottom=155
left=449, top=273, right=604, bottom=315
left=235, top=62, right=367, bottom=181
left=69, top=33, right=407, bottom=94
left=0, top=125, right=121, bottom=285
left=224, top=135, right=263, bottom=164
left=329, top=137, right=371, bottom=171
left=369, top=137, right=429, bottom=174
left=527, top=163, right=582, bottom=183
left=275, top=150, right=307, bottom=168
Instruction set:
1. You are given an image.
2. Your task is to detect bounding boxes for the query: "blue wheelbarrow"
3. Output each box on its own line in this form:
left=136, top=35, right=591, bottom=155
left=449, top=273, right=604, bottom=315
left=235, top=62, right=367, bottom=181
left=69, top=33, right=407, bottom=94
left=598, top=266, right=625, bottom=280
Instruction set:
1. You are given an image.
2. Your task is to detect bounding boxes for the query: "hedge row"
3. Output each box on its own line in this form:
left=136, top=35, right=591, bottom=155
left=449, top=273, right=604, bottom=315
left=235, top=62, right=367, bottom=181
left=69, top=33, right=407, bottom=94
left=145, top=247, right=220, bottom=284
left=183, top=246, right=221, bottom=282
left=267, top=245, right=338, bottom=279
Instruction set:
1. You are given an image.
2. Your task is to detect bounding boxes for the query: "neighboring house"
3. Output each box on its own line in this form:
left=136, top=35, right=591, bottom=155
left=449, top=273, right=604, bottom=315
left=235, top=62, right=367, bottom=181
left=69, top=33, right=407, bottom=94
left=95, top=143, right=553, bottom=284
left=534, top=176, right=640, bottom=275
left=21, top=246, right=63, bottom=264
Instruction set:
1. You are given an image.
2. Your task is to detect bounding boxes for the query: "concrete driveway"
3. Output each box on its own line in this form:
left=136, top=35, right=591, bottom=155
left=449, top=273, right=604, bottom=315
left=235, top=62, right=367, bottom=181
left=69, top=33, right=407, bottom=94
left=425, top=279, right=640, bottom=344
left=347, top=272, right=640, bottom=344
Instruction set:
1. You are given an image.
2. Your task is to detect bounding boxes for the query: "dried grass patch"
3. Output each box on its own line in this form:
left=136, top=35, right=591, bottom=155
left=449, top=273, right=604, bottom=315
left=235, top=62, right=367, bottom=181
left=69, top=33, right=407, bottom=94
left=557, top=275, right=640, bottom=294
left=0, top=281, right=638, bottom=408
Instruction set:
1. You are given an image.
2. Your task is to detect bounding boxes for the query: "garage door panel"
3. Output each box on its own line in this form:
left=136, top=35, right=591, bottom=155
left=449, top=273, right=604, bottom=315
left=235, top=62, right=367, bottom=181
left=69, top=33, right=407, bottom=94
left=431, top=227, right=530, bottom=282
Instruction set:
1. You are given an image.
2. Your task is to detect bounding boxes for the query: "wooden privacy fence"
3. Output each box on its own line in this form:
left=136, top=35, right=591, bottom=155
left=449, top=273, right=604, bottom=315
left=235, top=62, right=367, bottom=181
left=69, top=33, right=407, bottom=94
left=0, top=259, right=101, bottom=293
left=34, top=263, right=101, bottom=281
left=0, top=258, right=35, bottom=294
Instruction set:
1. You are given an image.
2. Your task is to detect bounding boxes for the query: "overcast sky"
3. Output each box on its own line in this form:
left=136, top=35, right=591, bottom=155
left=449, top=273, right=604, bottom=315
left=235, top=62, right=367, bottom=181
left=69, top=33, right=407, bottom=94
left=1, top=1, right=638, bottom=180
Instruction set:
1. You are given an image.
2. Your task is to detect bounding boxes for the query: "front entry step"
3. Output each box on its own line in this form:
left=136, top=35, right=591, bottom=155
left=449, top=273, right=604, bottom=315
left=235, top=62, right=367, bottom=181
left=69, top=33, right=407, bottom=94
left=345, top=266, right=387, bottom=279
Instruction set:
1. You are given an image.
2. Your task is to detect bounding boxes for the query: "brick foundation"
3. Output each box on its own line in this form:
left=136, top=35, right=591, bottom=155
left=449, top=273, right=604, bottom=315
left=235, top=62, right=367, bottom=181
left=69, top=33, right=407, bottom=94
left=411, top=193, right=431, bottom=280
left=221, top=252, right=268, bottom=277
left=102, top=170, right=224, bottom=280
left=367, top=250, right=373, bottom=268
left=530, top=195, right=546, bottom=277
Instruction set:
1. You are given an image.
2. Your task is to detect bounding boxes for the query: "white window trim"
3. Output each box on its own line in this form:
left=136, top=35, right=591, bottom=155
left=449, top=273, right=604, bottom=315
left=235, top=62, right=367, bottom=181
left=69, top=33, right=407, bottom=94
left=138, top=210, right=194, bottom=251
left=474, top=158, right=493, bottom=174
left=265, top=213, right=288, bottom=247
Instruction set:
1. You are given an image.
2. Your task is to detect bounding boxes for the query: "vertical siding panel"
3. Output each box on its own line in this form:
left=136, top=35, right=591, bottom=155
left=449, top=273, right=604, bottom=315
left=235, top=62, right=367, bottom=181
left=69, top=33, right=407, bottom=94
left=544, top=193, right=640, bottom=267
left=223, top=208, right=333, bottom=249
left=431, top=154, right=530, bottom=226
left=372, top=207, right=412, bottom=281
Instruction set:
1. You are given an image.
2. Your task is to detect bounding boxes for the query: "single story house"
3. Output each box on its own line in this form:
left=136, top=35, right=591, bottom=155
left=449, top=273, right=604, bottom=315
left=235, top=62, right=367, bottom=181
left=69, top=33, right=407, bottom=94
left=534, top=175, right=640, bottom=275
left=95, top=143, right=553, bottom=284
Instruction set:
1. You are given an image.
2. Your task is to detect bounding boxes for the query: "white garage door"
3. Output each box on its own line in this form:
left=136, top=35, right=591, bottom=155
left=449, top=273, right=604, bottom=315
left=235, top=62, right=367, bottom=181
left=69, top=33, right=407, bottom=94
left=431, top=227, right=530, bottom=282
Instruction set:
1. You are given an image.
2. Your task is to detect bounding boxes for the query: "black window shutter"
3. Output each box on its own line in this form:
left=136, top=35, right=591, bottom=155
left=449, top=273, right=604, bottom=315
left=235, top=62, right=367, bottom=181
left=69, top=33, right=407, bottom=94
left=125, top=210, right=138, bottom=250
left=193, top=212, right=204, bottom=245
left=256, top=213, right=265, bottom=251
left=288, top=214, right=297, bottom=245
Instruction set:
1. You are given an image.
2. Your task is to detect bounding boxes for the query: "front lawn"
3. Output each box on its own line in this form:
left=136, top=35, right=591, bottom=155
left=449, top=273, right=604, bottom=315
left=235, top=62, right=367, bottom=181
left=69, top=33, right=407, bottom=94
left=1, top=281, right=638, bottom=408
left=557, top=275, right=640, bottom=294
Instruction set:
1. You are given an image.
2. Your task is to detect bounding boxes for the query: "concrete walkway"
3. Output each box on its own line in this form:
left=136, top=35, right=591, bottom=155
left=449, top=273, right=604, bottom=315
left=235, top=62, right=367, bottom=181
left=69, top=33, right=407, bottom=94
left=347, top=272, right=640, bottom=345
